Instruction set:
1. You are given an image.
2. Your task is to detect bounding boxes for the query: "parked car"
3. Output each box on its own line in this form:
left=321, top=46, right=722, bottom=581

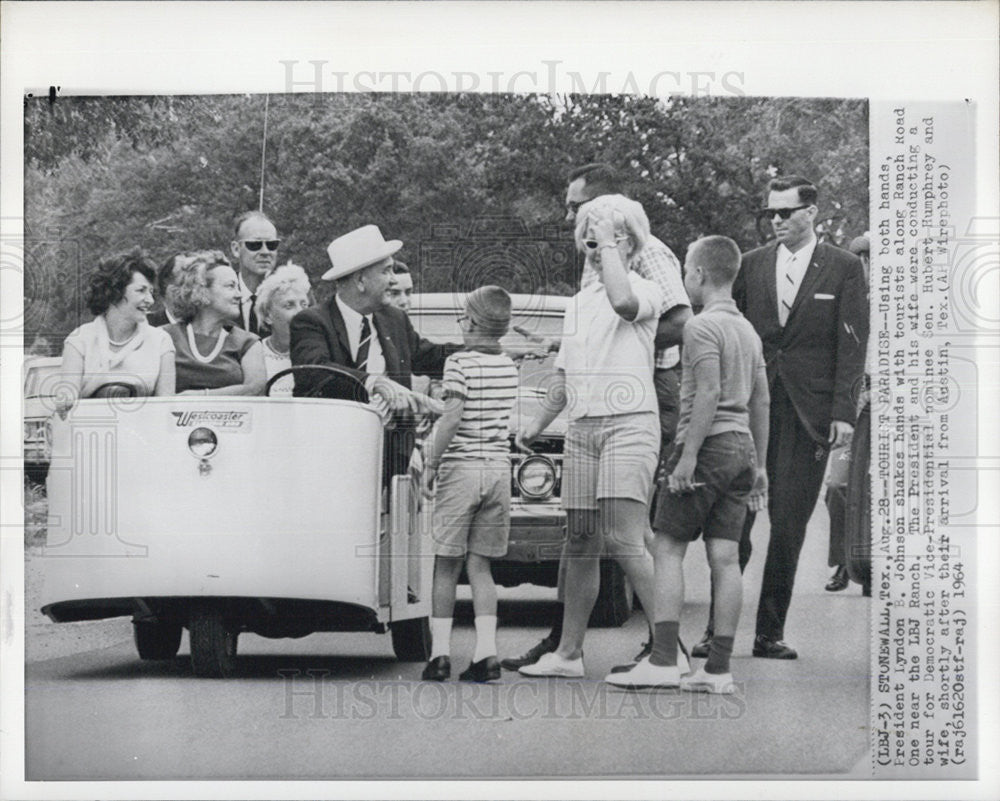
left=23, top=356, right=61, bottom=484
left=408, top=293, right=635, bottom=627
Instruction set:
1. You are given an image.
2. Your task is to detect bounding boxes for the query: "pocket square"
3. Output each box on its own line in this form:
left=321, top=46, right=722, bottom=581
left=813, top=293, right=835, bottom=300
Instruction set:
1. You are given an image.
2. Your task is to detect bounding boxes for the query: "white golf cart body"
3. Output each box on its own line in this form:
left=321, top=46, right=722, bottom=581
left=40, top=396, right=432, bottom=676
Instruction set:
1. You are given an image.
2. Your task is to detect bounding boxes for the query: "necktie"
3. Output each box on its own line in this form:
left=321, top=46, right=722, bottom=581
left=247, top=293, right=259, bottom=335
left=779, top=255, right=798, bottom=326
left=356, top=316, right=371, bottom=371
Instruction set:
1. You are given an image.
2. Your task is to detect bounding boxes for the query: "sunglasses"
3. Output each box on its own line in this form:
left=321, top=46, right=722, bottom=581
left=583, top=234, right=630, bottom=250
left=566, top=200, right=585, bottom=215
left=759, top=205, right=811, bottom=221
left=241, top=239, right=281, bottom=252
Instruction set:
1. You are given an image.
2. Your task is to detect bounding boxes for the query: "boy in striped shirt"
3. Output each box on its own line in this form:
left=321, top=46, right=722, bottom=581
left=420, top=286, right=518, bottom=683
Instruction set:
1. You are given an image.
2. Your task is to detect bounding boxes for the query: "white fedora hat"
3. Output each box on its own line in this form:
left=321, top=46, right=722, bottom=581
left=323, top=225, right=403, bottom=281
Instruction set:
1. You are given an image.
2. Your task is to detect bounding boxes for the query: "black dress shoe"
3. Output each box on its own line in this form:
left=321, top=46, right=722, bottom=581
left=421, top=655, right=451, bottom=681
left=459, top=656, right=501, bottom=682
left=500, top=636, right=556, bottom=671
left=691, top=631, right=712, bottom=659
left=825, top=565, right=849, bottom=592
left=752, top=635, right=798, bottom=660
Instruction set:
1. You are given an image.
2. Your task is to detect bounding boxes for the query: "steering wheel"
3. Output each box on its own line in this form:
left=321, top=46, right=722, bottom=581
left=265, top=364, right=369, bottom=402
left=90, top=382, right=138, bottom=399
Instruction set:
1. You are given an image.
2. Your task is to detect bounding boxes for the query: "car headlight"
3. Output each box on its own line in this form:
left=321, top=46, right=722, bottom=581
left=516, top=455, right=557, bottom=501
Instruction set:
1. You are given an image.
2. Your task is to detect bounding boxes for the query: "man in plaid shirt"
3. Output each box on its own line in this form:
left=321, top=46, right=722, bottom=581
left=501, top=163, right=693, bottom=673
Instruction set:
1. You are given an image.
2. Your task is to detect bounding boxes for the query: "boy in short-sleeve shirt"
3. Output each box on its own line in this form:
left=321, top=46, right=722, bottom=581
left=606, top=237, right=769, bottom=693
left=419, top=287, right=518, bottom=683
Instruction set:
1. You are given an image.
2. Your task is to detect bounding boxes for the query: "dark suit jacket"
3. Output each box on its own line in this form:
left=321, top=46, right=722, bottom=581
left=289, top=296, right=457, bottom=400
left=146, top=309, right=171, bottom=328
left=733, top=240, right=867, bottom=443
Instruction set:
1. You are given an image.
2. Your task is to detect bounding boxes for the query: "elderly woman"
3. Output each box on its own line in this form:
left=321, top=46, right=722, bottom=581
left=164, top=250, right=266, bottom=395
left=516, top=194, right=665, bottom=678
left=58, top=247, right=175, bottom=409
left=253, top=262, right=311, bottom=396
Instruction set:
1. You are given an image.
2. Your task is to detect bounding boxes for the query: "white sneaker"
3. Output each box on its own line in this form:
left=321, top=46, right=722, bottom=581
left=518, top=651, right=584, bottom=678
left=680, top=667, right=737, bottom=695
left=604, top=657, right=680, bottom=689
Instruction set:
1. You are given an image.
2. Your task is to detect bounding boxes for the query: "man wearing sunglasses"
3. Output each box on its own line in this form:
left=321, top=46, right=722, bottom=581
left=694, top=175, right=867, bottom=661
left=230, top=210, right=281, bottom=336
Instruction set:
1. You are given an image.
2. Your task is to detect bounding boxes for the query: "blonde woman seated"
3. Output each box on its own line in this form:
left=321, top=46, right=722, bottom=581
left=163, top=250, right=266, bottom=395
left=58, top=247, right=175, bottom=412
left=253, top=262, right=311, bottom=396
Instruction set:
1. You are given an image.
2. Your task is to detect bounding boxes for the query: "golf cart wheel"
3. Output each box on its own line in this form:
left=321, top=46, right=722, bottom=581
left=133, top=619, right=183, bottom=660
left=189, top=604, right=238, bottom=678
left=391, top=616, right=432, bottom=661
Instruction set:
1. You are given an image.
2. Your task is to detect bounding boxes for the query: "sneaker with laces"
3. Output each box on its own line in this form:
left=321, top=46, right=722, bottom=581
left=500, top=636, right=557, bottom=671
left=609, top=642, right=689, bottom=675
left=604, top=657, right=680, bottom=689
left=518, top=651, right=584, bottom=678
left=680, top=667, right=737, bottom=695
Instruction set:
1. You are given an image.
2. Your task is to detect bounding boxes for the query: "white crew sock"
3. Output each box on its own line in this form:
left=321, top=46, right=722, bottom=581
left=472, top=615, right=498, bottom=662
left=430, top=617, right=453, bottom=659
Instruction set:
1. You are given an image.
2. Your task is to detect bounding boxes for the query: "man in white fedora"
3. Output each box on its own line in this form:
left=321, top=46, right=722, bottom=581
left=290, top=224, right=455, bottom=472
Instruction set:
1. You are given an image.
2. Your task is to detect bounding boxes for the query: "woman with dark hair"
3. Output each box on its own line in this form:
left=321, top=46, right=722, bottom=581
left=163, top=250, right=266, bottom=395
left=57, top=247, right=176, bottom=410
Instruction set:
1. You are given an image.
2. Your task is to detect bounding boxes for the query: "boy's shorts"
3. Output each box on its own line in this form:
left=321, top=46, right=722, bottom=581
left=653, top=430, right=755, bottom=542
left=561, top=412, right=660, bottom=510
left=431, top=460, right=510, bottom=558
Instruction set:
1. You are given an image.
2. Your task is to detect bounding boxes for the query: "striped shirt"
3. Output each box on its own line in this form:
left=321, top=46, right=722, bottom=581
left=440, top=349, right=518, bottom=463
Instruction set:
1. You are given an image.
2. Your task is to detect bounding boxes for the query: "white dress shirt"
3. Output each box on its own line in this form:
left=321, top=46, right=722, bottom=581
left=775, top=234, right=817, bottom=326
left=335, top=294, right=385, bottom=376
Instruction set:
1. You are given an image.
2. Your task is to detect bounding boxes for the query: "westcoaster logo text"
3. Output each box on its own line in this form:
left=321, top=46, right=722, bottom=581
left=172, top=411, right=250, bottom=429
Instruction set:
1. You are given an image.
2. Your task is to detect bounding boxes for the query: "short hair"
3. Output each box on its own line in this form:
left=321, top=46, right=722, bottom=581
left=168, top=250, right=232, bottom=323
left=232, top=210, right=276, bottom=239
left=254, top=262, right=312, bottom=322
left=767, top=175, right=818, bottom=206
left=568, top=162, right=622, bottom=198
left=465, top=285, right=512, bottom=337
left=573, top=194, right=650, bottom=256
left=85, top=247, right=158, bottom=316
left=156, top=252, right=189, bottom=298
left=391, top=259, right=410, bottom=275
left=688, top=236, right=742, bottom=285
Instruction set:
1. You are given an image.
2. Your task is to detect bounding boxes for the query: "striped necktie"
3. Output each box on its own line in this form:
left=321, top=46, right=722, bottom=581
left=356, top=316, right=372, bottom=371
left=779, top=254, right=798, bottom=326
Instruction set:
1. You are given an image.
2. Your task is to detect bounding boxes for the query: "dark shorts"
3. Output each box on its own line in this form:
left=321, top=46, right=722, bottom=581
left=653, top=430, right=756, bottom=542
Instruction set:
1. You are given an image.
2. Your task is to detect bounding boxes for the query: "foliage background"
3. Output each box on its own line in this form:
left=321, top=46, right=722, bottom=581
left=23, top=93, right=868, bottom=352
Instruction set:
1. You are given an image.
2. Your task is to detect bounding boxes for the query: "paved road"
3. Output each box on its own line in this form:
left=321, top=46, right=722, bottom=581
left=25, top=510, right=871, bottom=779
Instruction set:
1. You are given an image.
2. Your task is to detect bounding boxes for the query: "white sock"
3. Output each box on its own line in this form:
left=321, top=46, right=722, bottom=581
left=472, top=615, right=498, bottom=662
left=430, top=617, right=452, bottom=659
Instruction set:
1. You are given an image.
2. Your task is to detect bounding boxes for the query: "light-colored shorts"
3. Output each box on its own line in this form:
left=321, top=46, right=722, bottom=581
left=431, top=460, right=510, bottom=558
left=561, top=412, right=660, bottom=510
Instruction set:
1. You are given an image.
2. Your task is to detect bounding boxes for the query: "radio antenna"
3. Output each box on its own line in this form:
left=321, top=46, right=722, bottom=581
left=258, top=94, right=270, bottom=212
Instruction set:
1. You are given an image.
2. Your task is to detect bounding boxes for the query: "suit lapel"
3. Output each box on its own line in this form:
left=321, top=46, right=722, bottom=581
left=373, top=309, right=399, bottom=374
left=326, top=296, right=354, bottom=363
left=787, top=242, right=825, bottom=325
left=762, top=242, right=780, bottom=328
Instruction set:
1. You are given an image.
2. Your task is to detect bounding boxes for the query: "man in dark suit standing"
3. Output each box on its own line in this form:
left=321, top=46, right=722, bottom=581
left=700, top=176, right=867, bottom=660
left=290, top=224, right=453, bottom=475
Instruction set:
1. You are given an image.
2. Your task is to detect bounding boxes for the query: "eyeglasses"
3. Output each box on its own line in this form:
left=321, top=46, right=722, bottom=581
left=583, top=234, right=630, bottom=250
left=759, top=205, right=811, bottom=221
left=566, top=200, right=584, bottom=215
left=456, top=314, right=469, bottom=324
left=241, top=239, right=281, bottom=252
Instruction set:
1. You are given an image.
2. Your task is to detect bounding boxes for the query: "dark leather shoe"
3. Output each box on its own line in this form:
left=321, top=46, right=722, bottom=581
left=421, top=655, right=451, bottom=681
left=691, top=631, right=712, bottom=659
left=753, top=635, right=798, bottom=660
left=825, top=565, right=849, bottom=592
left=459, top=656, right=501, bottom=682
left=500, top=636, right=556, bottom=671
left=608, top=640, right=651, bottom=674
